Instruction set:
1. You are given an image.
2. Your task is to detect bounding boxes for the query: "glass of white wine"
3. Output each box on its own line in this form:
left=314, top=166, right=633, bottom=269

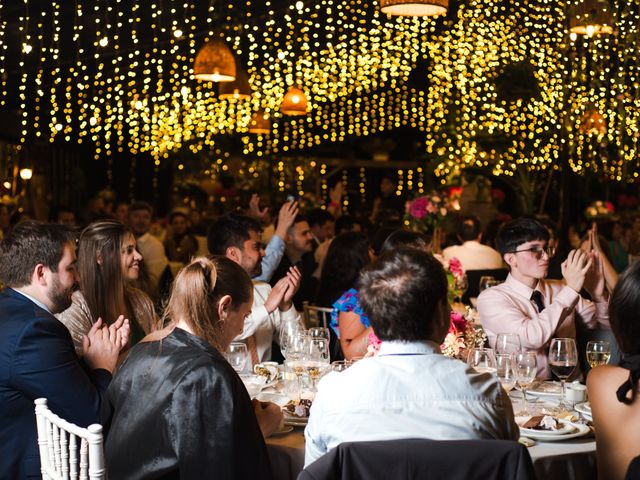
left=496, top=354, right=517, bottom=393
left=586, top=340, right=611, bottom=369
left=515, top=351, right=537, bottom=415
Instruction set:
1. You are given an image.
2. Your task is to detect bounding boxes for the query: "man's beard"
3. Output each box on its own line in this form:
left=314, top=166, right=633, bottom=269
left=250, top=262, right=262, bottom=278
left=47, top=275, right=75, bottom=314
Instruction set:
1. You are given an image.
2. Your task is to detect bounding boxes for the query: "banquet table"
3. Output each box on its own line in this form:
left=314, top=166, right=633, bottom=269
left=266, top=428, right=597, bottom=480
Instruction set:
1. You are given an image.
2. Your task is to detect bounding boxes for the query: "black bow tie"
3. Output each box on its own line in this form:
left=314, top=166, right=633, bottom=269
left=531, top=291, right=545, bottom=313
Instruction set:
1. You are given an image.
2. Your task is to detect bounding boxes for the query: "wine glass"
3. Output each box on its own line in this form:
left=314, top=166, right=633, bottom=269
left=466, top=347, right=497, bottom=374
left=496, top=354, right=517, bottom=393
left=586, top=340, right=611, bottom=369
left=225, top=343, right=248, bottom=373
left=515, top=351, right=538, bottom=415
left=331, top=360, right=351, bottom=372
left=309, top=327, right=330, bottom=341
left=549, top=338, right=578, bottom=410
left=479, top=276, right=496, bottom=293
left=307, top=335, right=330, bottom=364
left=454, top=274, right=469, bottom=303
left=279, top=320, right=303, bottom=360
left=495, top=333, right=522, bottom=356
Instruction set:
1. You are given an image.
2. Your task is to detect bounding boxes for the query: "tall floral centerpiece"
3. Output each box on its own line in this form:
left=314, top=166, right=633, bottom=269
left=404, top=190, right=456, bottom=233
left=435, top=255, right=468, bottom=304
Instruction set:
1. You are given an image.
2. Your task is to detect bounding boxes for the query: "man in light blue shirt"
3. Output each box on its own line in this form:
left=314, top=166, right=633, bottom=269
left=304, top=248, right=519, bottom=466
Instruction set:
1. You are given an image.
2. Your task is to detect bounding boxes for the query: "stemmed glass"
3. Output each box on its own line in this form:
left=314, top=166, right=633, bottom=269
left=279, top=320, right=304, bottom=360
left=549, top=338, right=578, bottom=410
left=515, top=351, right=537, bottom=415
left=466, top=347, right=497, bottom=374
left=225, top=343, right=248, bottom=373
left=479, top=276, right=495, bottom=293
left=496, top=354, right=517, bottom=393
left=586, top=340, right=611, bottom=369
left=495, top=333, right=522, bottom=356
left=453, top=274, right=469, bottom=303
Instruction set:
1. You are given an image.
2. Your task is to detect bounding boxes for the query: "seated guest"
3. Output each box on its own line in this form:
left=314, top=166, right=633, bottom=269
left=49, top=205, right=77, bottom=226
left=313, top=214, right=363, bottom=279
left=57, top=220, right=158, bottom=355
left=208, top=214, right=301, bottom=364
left=379, top=229, right=431, bottom=255
left=477, top=218, right=609, bottom=379
left=588, top=261, right=640, bottom=480
left=0, top=221, right=129, bottom=478
left=443, top=215, right=503, bottom=270
left=305, top=248, right=518, bottom=466
left=315, top=232, right=373, bottom=360
left=104, top=257, right=280, bottom=479
left=270, top=214, right=316, bottom=310
left=308, top=208, right=335, bottom=252
left=164, top=210, right=199, bottom=265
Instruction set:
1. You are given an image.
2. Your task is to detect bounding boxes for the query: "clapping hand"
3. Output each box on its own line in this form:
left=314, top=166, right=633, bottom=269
left=274, top=200, right=299, bottom=240
left=82, top=315, right=130, bottom=373
left=248, top=193, right=270, bottom=223
left=279, top=266, right=302, bottom=311
left=561, top=249, right=592, bottom=293
left=583, top=250, right=607, bottom=301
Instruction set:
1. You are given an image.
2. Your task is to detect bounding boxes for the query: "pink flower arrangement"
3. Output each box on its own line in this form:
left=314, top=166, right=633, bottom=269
left=448, top=257, right=464, bottom=281
left=441, top=311, right=487, bottom=358
left=404, top=190, right=458, bottom=232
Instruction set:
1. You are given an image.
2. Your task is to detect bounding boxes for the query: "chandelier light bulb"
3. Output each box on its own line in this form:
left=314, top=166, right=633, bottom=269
left=174, top=29, right=183, bottom=38
left=22, top=43, right=32, bottom=54
left=19, top=168, right=33, bottom=180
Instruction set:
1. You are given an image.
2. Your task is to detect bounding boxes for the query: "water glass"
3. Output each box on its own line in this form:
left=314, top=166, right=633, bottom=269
left=331, top=360, right=351, bottom=373
left=280, top=321, right=304, bottom=360
left=226, top=343, right=248, bottom=373
left=466, top=347, right=497, bottom=374
left=309, top=327, right=330, bottom=340
left=479, top=276, right=495, bottom=293
left=549, top=338, right=578, bottom=410
left=496, top=354, right=517, bottom=393
left=515, top=351, right=537, bottom=415
left=586, top=340, right=611, bottom=369
left=495, top=333, right=522, bottom=356
left=307, top=335, right=330, bottom=364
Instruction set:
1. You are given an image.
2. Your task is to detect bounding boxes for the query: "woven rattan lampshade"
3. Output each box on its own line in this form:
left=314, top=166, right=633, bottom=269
left=569, top=0, right=614, bottom=36
left=249, top=109, right=271, bottom=134
left=379, top=0, right=448, bottom=17
left=193, top=39, right=237, bottom=82
left=281, top=87, right=308, bottom=116
left=580, top=109, right=607, bottom=135
left=219, top=67, right=252, bottom=100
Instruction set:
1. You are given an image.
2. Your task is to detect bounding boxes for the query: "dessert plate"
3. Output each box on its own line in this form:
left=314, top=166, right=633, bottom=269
left=574, top=402, right=592, bottom=420
left=527, top=381, right=563, bottom=398
left=519, top=420, right=590, bottom=442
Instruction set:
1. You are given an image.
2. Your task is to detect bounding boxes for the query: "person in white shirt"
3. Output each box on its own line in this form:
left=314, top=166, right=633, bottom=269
left=304, top=247, right=519, bottom=467
left=443, top=215, right=503, bottom=270
left=208, top=213, right=302, bottom=364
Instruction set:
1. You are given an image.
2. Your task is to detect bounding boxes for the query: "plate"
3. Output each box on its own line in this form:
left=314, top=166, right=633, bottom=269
left=269, top=425, right=294, bottom=436
left=527, top=381, right=563, bottom=398
left=283, top=411, right=309, bottom=426
left=520, top=420, right=576, bottom=436
left=574, top=402, right=592, bottom=420
left=255, top=392, right=289, bottom=407
left=519, top=420, right=590, bottom=442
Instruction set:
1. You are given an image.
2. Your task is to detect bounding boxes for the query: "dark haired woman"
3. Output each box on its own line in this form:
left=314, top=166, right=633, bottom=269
left=104, top=256, right=280, bottom=479
left=588, top=260, right=640, bottom=480
left=315, top=232, right=375, bottom=360
left=57, top=220, right=157, bottom=355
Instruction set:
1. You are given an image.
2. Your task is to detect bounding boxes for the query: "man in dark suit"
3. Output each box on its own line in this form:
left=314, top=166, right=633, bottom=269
left=0, top=221, right=129, bottom=478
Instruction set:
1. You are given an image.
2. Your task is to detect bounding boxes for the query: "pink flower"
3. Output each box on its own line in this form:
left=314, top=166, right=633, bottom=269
left=425, top=202, right=437, bottom=214
left=408, top=197, right=429, bottom=219
left=449, top=257, right=464, bottom=279
left=450, top=311, right=467, bottom=333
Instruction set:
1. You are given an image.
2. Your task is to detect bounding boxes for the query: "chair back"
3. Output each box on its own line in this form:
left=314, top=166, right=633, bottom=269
left=34, top=398, right=105, bottom=480
left=299, top=438, right=536, bottom=480
left=302, top=302, right=333, bottom=328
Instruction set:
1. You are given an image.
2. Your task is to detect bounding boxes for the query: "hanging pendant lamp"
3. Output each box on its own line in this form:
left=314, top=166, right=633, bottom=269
left=379, top=0, right=448, bottom=17
left=249, top=109, right=271, bottom=134
left=193, top=39, right=237, bottom=82
left=281, top=87, right=308, bottom=116
left=568, top=0, right=614, bottom=36
left=219, top=66, right=252, bottom=100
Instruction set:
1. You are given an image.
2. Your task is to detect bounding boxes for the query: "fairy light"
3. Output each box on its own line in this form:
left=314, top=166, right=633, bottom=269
left=0, top=2, right=6, bottom=106
left=359, top=167, right=367, bottom=205
left=341, top=169, right=349, bottom=210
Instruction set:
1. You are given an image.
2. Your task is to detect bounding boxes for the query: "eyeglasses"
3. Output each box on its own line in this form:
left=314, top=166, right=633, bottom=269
left=510, top=245, right=556, bottom=259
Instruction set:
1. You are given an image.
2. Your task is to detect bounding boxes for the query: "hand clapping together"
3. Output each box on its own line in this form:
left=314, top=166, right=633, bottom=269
left=82, top=315, right=130, bottom=373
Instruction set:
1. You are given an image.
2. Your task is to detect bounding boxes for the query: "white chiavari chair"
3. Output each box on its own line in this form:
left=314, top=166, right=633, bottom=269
left=34, top=398, right=105, bottom=480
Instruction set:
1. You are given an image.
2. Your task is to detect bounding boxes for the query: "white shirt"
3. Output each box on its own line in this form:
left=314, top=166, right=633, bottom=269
left=234, top=281, right=301, bottom=363
left=443, top=241, right=504, bottom=271
left=136, top=232, right=169, bottom=289
left=304, top=340, right=519, bottom=466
